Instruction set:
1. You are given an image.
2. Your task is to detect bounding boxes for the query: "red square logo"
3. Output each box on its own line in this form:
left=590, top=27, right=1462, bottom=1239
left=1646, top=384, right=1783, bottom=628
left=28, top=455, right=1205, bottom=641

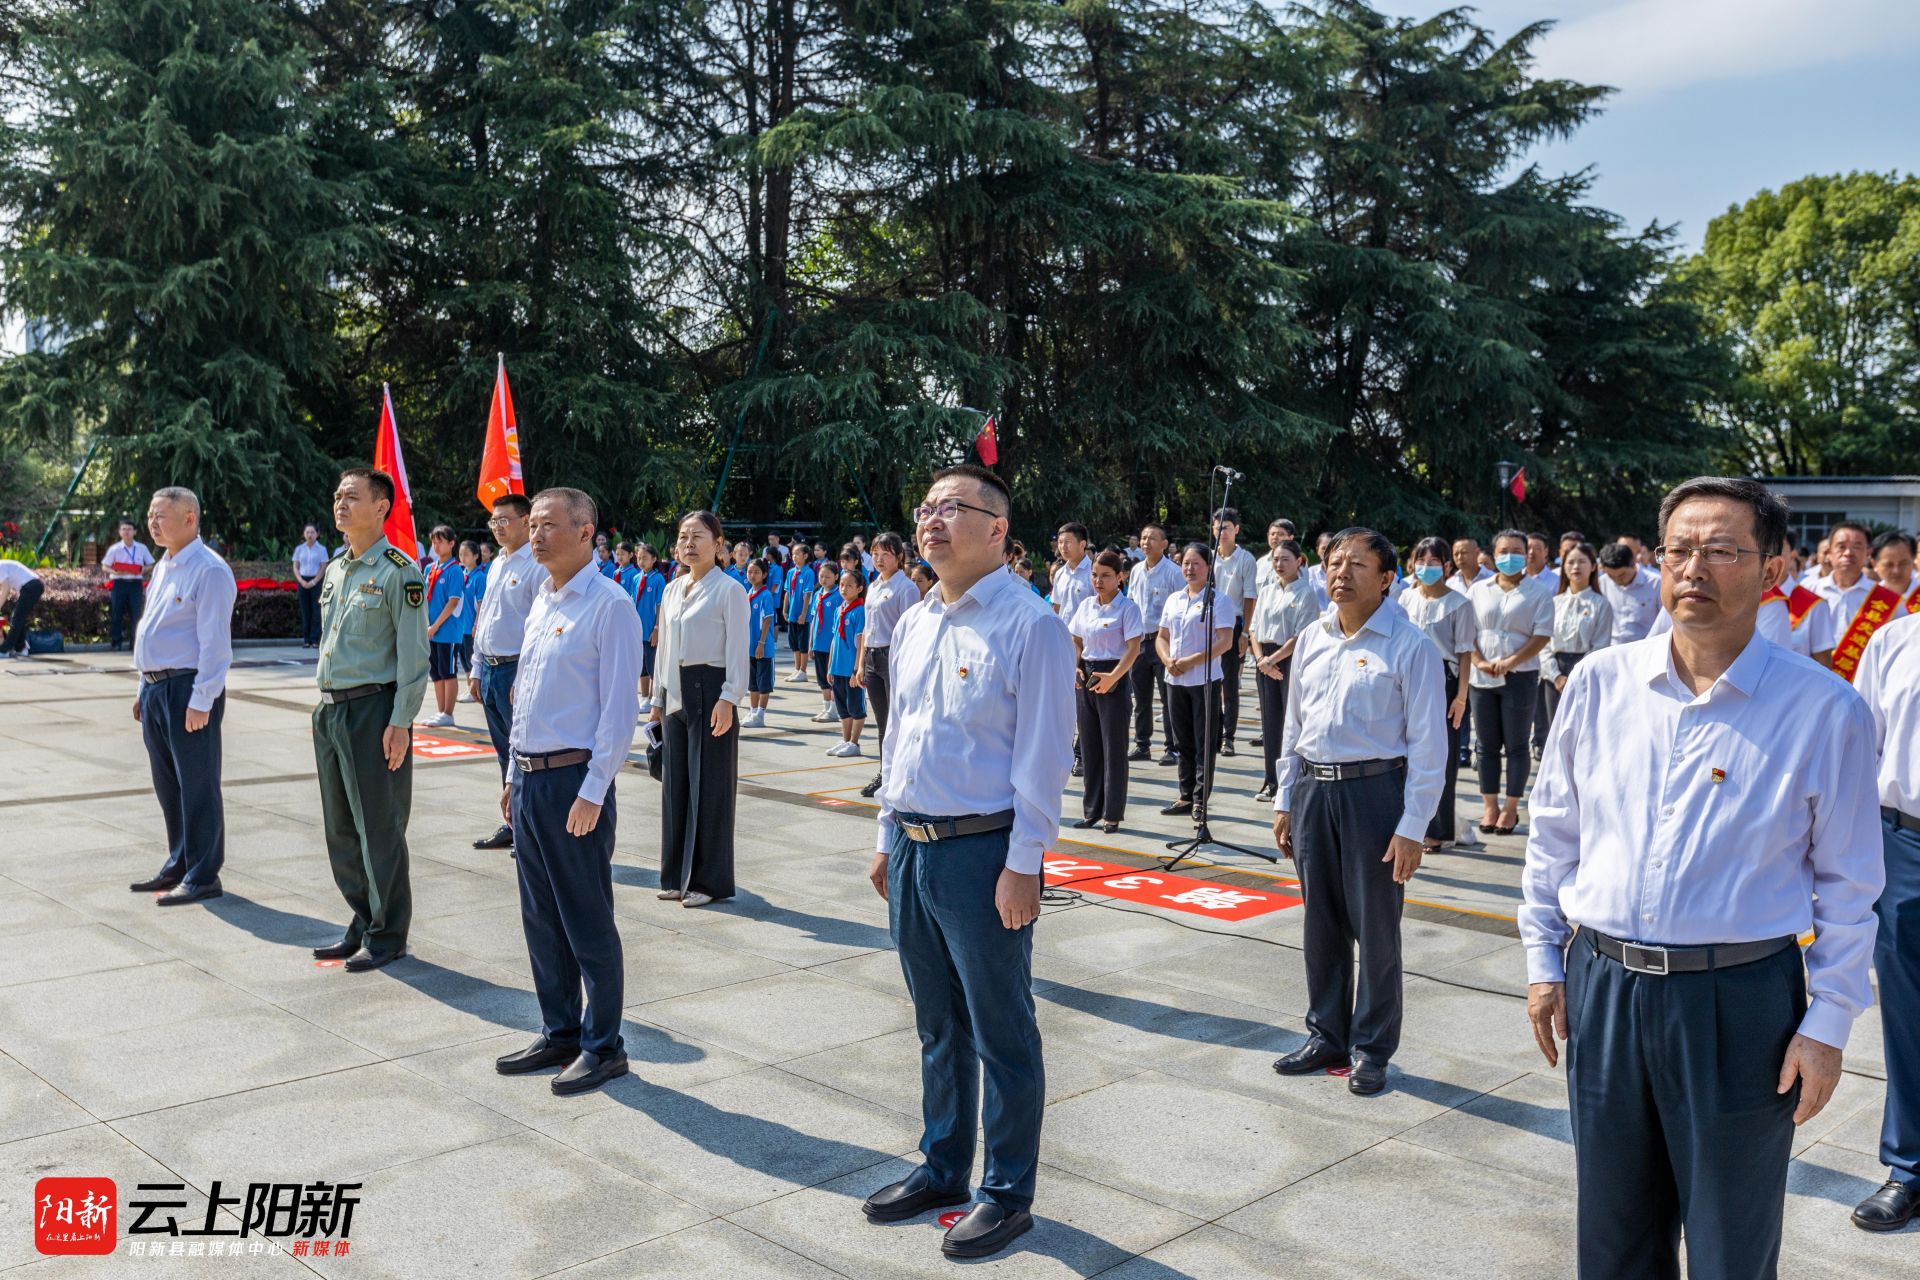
left=33, top=1177, right=116, bottom=1255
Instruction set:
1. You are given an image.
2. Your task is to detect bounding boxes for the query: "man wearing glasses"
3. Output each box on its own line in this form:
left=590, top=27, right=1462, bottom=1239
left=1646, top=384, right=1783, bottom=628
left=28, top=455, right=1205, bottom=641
left=861, top=465, right=1074, bottom=1259
left=470, top=493, right=539, bottom=853
left=1521, top=476, right=1883, bottom=1279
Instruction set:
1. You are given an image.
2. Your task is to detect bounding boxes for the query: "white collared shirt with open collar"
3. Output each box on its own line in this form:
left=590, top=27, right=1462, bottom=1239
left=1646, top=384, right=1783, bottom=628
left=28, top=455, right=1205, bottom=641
left=1272, top=602, right=1447, bottom=844
left=508, top=559, right=643, bottom=805
left=133, top=538, right=237, bottom=713
left=1856, top=611, right=1920, bottom=817
left=876, top=567, right=1076, bottom=875
left=473, top=540, right=541, bottom=660
left=1520, top=632, right=1883, bottom=1049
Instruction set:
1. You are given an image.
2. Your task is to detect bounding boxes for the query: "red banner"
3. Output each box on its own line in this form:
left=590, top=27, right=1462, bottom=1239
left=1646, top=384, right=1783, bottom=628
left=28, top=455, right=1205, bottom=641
left=1830, top=582, right=1904, bottom=682
left=373, top=384, right=419, bottom=561
left=477, top=355, right=525, bottom=511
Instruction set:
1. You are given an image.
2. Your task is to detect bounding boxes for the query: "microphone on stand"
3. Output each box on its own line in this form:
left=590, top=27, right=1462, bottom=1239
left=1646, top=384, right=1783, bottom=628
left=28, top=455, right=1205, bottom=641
left=1214, top=466, right=1244, bottom=482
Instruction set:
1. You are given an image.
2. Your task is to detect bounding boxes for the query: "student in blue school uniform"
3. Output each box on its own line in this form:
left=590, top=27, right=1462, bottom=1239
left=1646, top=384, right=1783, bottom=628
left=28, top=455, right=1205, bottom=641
left=613, top=541, right=640, bottom=596
left=784, top=545, right=814, bottom=683
left=724, top=541, right=752, bottom=588
left=742, top=558, right=779, bottom=729
left=456, top=539, right=485, bottom=703
left=826, top=572, right=867, bottom=756
left=808, top=560, right=842, bottom=723
left=839, top=542, right=869, bottom=586
left=634, top=542, right=667, bottom=712
left=421, top=524, right=464, bottom=728
left=762, top=549, right=787, bottom=606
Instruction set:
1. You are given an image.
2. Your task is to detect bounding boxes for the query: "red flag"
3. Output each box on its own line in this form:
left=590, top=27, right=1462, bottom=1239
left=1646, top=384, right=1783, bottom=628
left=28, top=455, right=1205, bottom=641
left=1509, top=467, right=1527, bottom=503
left=372, top=384, right=419, bottom=560
left=974, top=414, right=998, bottom=466
left=477, top=354, right=525, bottom=510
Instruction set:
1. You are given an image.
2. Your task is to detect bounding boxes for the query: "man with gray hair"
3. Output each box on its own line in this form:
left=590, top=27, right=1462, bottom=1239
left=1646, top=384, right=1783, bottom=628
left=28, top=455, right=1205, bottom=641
left=129, top=486, right=238, bottom=904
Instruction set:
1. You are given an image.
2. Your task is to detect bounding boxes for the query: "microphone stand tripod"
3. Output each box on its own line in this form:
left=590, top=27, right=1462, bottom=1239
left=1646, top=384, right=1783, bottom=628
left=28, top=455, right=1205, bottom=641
left=1162, top=465, right=1277, bottom=872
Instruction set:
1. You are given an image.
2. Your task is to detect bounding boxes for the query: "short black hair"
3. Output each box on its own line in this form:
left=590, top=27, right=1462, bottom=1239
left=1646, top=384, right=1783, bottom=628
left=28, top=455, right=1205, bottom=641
left=1658, top=477, right=1789, bottom=561
left=1057, top=521, right=1090, bottom=543
left=338, top=467, right=395, bottom=511
left=1598, top=543, right=1636, bottom=570
left=1270, top=517, right=1296, bottom=536
left=928, top=463, right=1011, bottom=517
left=492, top=493, right=532, bottom=519
left=1212, top=507, right=1241, bottom=528
left=1328, top=527, right=1396, bottom=574
left=1559, top=529, right=1586, bottom=545
left=1828, top=519, right=1873, bottom=545
left=1872, top=530, right=1917, bottom=557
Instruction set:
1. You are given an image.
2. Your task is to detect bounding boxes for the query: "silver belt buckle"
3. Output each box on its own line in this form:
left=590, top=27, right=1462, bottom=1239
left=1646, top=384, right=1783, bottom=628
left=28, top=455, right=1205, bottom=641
left=1620, top=942, right=1670, bottom=975
left=902, top=820, right=933, bottom=843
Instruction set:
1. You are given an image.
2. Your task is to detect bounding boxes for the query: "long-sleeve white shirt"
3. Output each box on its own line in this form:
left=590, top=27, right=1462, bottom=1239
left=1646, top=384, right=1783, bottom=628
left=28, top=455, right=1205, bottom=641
left=1272, top=602, right=1447, bottom=844
left=472, top=540, right=540, bottom=660
left=507, top=559, right=643, bottom=805
left=132, top=538, right=236, bottom=713
left=864, top=569, right=922, bottom=648
left=654, top=567, right=749, bottom=716
left=1519, top=632, right=1883, bottom=1049
left=1856, top=611, right=1920, bottom=816
left=876, top=566, right=1075, bottom=875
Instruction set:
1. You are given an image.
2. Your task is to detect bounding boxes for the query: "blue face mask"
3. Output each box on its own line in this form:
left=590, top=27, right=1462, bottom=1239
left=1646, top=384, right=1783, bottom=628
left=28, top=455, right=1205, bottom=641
left=1413, top=564, right=1444, bottom=586
left=1495, top=552, right=1527, bottom=577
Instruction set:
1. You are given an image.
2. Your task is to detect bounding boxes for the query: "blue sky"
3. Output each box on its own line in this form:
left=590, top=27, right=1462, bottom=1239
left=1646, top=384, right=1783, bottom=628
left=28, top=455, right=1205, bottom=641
left=1448, top=0, right=1920, bottom=249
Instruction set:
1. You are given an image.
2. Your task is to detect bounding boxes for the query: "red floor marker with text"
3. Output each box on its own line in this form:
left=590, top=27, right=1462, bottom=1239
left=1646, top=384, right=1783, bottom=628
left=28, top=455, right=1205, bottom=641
left=411, top=734, right=494, bottom=760
left=1040, top=855, right=1300, bottom=920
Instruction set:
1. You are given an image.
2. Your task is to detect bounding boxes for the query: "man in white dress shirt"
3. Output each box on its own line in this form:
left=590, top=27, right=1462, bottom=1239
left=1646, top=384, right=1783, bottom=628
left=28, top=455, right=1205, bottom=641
left=128, top=488, right=237, bottom=905
left=862, top=464, right=1074, bottom=1259
left=492, top=488, right=642, bottom=1098
left=470, top=493, right=539, bottom=852
left=1596, top=542, right=1662, bottom=643
left=103, top=519, right=155, bottom=651
left=1814, top=521, right=1875, bottom=655
left=1447, top=536, right=1491, bottom=595
left=1522, top=476, right=1883, bottom=1279
left=1050, top=521, right=1093, bottom=617
left=1126, top=523, right=1182, bottom=764
left=1270, top=528, right=1445, bottom=1096
left=1851, top=607, right=1920, bottom=1231
left=292, top=523, right=330, bottom=648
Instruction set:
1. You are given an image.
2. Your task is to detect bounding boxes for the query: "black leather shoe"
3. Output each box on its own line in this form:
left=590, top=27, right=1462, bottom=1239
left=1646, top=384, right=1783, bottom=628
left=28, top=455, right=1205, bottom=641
left=1853, top=1178, right=1920, bottom=1232
left=343, top=946, right=405, bottom=973
left=1071, top=761, right=1083, bottom=777
left=1071, top=817, right=1099, bottom=829
left=1249, top=736, right=1264, bottom=749
left=1220, top=741, right=1236, bottom=757
left=156, top=879, right=222, bottom=906
left=551, top=1048, right=629, bottom=1095
left=495, top=1036, right=580, bottom=1075
left=1348, top=1056, right=1388, bottom=1096
left=861, top=1177, right=970, bottom=1223
left=941, top=1203, right=1033, bottom=1258
left=130, top=872, right=182, bottom=893
left=1157, top=751, right=1179, bottom=766
left=1272, top=1038, right=1346, bottom=1076
left=1160, top=801, right=1193, bottom=816
left=311, top=937, right=360, bottom=960
left=1127, top=746, right=1151, bottom=762
left=473, top=824, right=514, bottom=850
left=860, top=775, right=881, bottom=798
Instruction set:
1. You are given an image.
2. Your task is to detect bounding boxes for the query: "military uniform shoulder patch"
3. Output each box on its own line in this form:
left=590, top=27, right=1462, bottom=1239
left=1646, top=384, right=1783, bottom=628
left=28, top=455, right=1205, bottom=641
left=403, top=581, right=423, bottom=607
left=384, top=548, right=413, bottom=571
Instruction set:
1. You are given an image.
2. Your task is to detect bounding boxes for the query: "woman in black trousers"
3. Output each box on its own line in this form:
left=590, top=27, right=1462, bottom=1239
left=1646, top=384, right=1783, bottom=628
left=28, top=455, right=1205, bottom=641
left=1466, top=529, right=1555, bottom=836
left=1066, top=550, right=1145, bottom=832
left=1401, top=537, right=1477, bottom=848
left=1155, top=544, right=1235, bottom=819
left=652, top=511, right=750, bottom=908
left=853, top=532, right=918, bottom=799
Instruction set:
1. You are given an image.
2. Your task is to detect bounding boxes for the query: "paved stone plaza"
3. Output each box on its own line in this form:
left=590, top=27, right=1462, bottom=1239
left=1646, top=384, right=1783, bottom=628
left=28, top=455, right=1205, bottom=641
left=0, top=645, right=1905, bottom=1277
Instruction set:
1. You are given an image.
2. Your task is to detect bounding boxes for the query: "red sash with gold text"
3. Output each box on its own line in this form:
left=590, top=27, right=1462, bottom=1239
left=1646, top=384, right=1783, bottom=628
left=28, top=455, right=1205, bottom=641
left=1830, top=583, right=1904, bottom=682
left=1760, top=584, right=1823, bottom=629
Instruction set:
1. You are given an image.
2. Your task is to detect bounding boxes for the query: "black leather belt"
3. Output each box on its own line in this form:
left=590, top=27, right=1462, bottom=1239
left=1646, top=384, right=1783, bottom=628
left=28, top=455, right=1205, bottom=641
left=1589, top=929, right=1797, bottom=976
left=1884, top=806, right=1920, bottom=835
left=1302, top=756, right=1405, bottom=783
left=899, top=810, right=1016, bottom=844
left=514, top=748, right=591, bottom=772
left=318, top=682, right=396, bottom=705
left=141, top=667, right=195, bottom=684
left=482, top=653, right=519, bottom=666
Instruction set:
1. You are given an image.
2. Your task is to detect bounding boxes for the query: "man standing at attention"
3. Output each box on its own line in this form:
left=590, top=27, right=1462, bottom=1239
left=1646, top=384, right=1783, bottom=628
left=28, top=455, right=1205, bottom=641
left=862, top=464, right=1074, bottom=1259
left=1522, top=476, right=1882, bottom=1279
left=470, top=493, right=539, bottom=853
left=311, top=468, right=429, bottom=973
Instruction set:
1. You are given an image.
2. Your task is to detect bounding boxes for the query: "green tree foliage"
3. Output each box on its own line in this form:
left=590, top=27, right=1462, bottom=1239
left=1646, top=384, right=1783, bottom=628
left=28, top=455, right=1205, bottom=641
left=1681, top=171, right=1920, bottom=478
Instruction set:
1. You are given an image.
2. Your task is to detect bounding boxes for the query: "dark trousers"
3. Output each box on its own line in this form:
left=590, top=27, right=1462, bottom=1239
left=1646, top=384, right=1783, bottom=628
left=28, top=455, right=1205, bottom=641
left=1130, top=648, right=1172, bottom=752
left=1218, top=618, right=1246, bottom=738
left=1877, top=817, right=1920, bottom=1186
left=478, top=658, right=517, bottom=788
left=312, top=690, right=413, bottom=952
left=297, top=583, right=322, bottom=645
left=1427, top=690, right=1464, bottom=843
left=865, top=646, right=892, bottom=757
left=4, top=577, right=42, bottom=653
left=888, top=820, right=1043, bottom=1212
left=1167, top=679, right=1220, bottom=804
left=1470, top=670, right=1538, bottom=797
left=1077, top=659, right=1131, bottom=821
left=1565, top=930, right=1802, bottom=1280
left=109, top=579, right=144, bottom=648
left=510, top=762, right=623, bottom=1056
left=660, top=663, right=737, bottom=900
left=1292, top=768, right=1406, bottom=1062
left=139, top=673, right=225, bottom=886
left=1540, top=652, right=1586, bottom=734
left=1255, top=653, right=1292, bottom=791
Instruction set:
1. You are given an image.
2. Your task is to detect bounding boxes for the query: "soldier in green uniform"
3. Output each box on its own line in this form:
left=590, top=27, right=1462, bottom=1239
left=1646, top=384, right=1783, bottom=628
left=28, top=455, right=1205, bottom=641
left=310, top=467, right=429, bottom=972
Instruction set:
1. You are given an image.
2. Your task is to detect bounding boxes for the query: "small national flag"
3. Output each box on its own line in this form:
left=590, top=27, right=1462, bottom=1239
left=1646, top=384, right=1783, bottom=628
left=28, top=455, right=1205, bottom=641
left=372, top=384, right=419, bottom=560
left=1510, top=466, right=1528, bottom=503
left=974, top=414, right=998, bottom=467
left=477, top=354, right=525, bottom=511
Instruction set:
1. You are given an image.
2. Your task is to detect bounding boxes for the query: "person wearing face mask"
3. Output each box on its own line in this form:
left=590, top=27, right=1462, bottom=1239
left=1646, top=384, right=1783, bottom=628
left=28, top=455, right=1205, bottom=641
left=1467, top=530, right=1554, bottom=836
left=1250, top=539, right=1325, bottom=804
left=1538, top=543, right=1612, bottom=737
left=1400, top=538, right=1475, bottom=850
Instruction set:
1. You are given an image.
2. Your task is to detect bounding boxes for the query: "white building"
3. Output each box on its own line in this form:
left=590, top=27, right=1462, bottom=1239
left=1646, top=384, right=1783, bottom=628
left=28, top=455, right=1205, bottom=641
left=1764, top=476, right=1920, bottom=548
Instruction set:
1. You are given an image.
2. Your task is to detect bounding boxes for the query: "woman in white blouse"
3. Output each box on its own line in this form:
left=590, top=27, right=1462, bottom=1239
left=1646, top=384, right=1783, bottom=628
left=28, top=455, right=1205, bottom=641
left=1401, top=537, right=1477, bottom=849
left=1249, top=538, right=1324, bottom=804
left=1068, top=550, right=1145, bottom=832
left=1539, top=541, right=1612, bottom=737
left=1155, top=544, right=1236, bottom=821
left=1467, top=529, right=1555, bottom=836
left=651, top=511, right=750, bottom=908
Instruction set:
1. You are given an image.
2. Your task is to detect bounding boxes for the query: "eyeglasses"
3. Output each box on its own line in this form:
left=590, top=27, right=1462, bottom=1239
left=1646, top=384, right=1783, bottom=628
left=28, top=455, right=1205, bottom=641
left=913, top=499, right=1000, bottom=525
left=1652, top=543, right=1762, bottom=567
left=486, top=516, right=515, bottom=528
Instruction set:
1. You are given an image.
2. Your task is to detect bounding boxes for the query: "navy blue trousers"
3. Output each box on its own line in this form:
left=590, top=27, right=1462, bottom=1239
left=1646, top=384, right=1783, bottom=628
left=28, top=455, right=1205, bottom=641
left=888, top=820, right=1044, bottom=1212
left=510, top=762, right=623, bottom=1055
left=1877, top=817, right=1920, bottom=1186
left=1292, top=769, right=1405, bottom=1062
left=109, top=579, right=144, bottom=648
left=478, top=658, right=517, bottom=788
left=1565, top=929, right=1802, bottom=1280
left=139, top=673, right=225, bottom=886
